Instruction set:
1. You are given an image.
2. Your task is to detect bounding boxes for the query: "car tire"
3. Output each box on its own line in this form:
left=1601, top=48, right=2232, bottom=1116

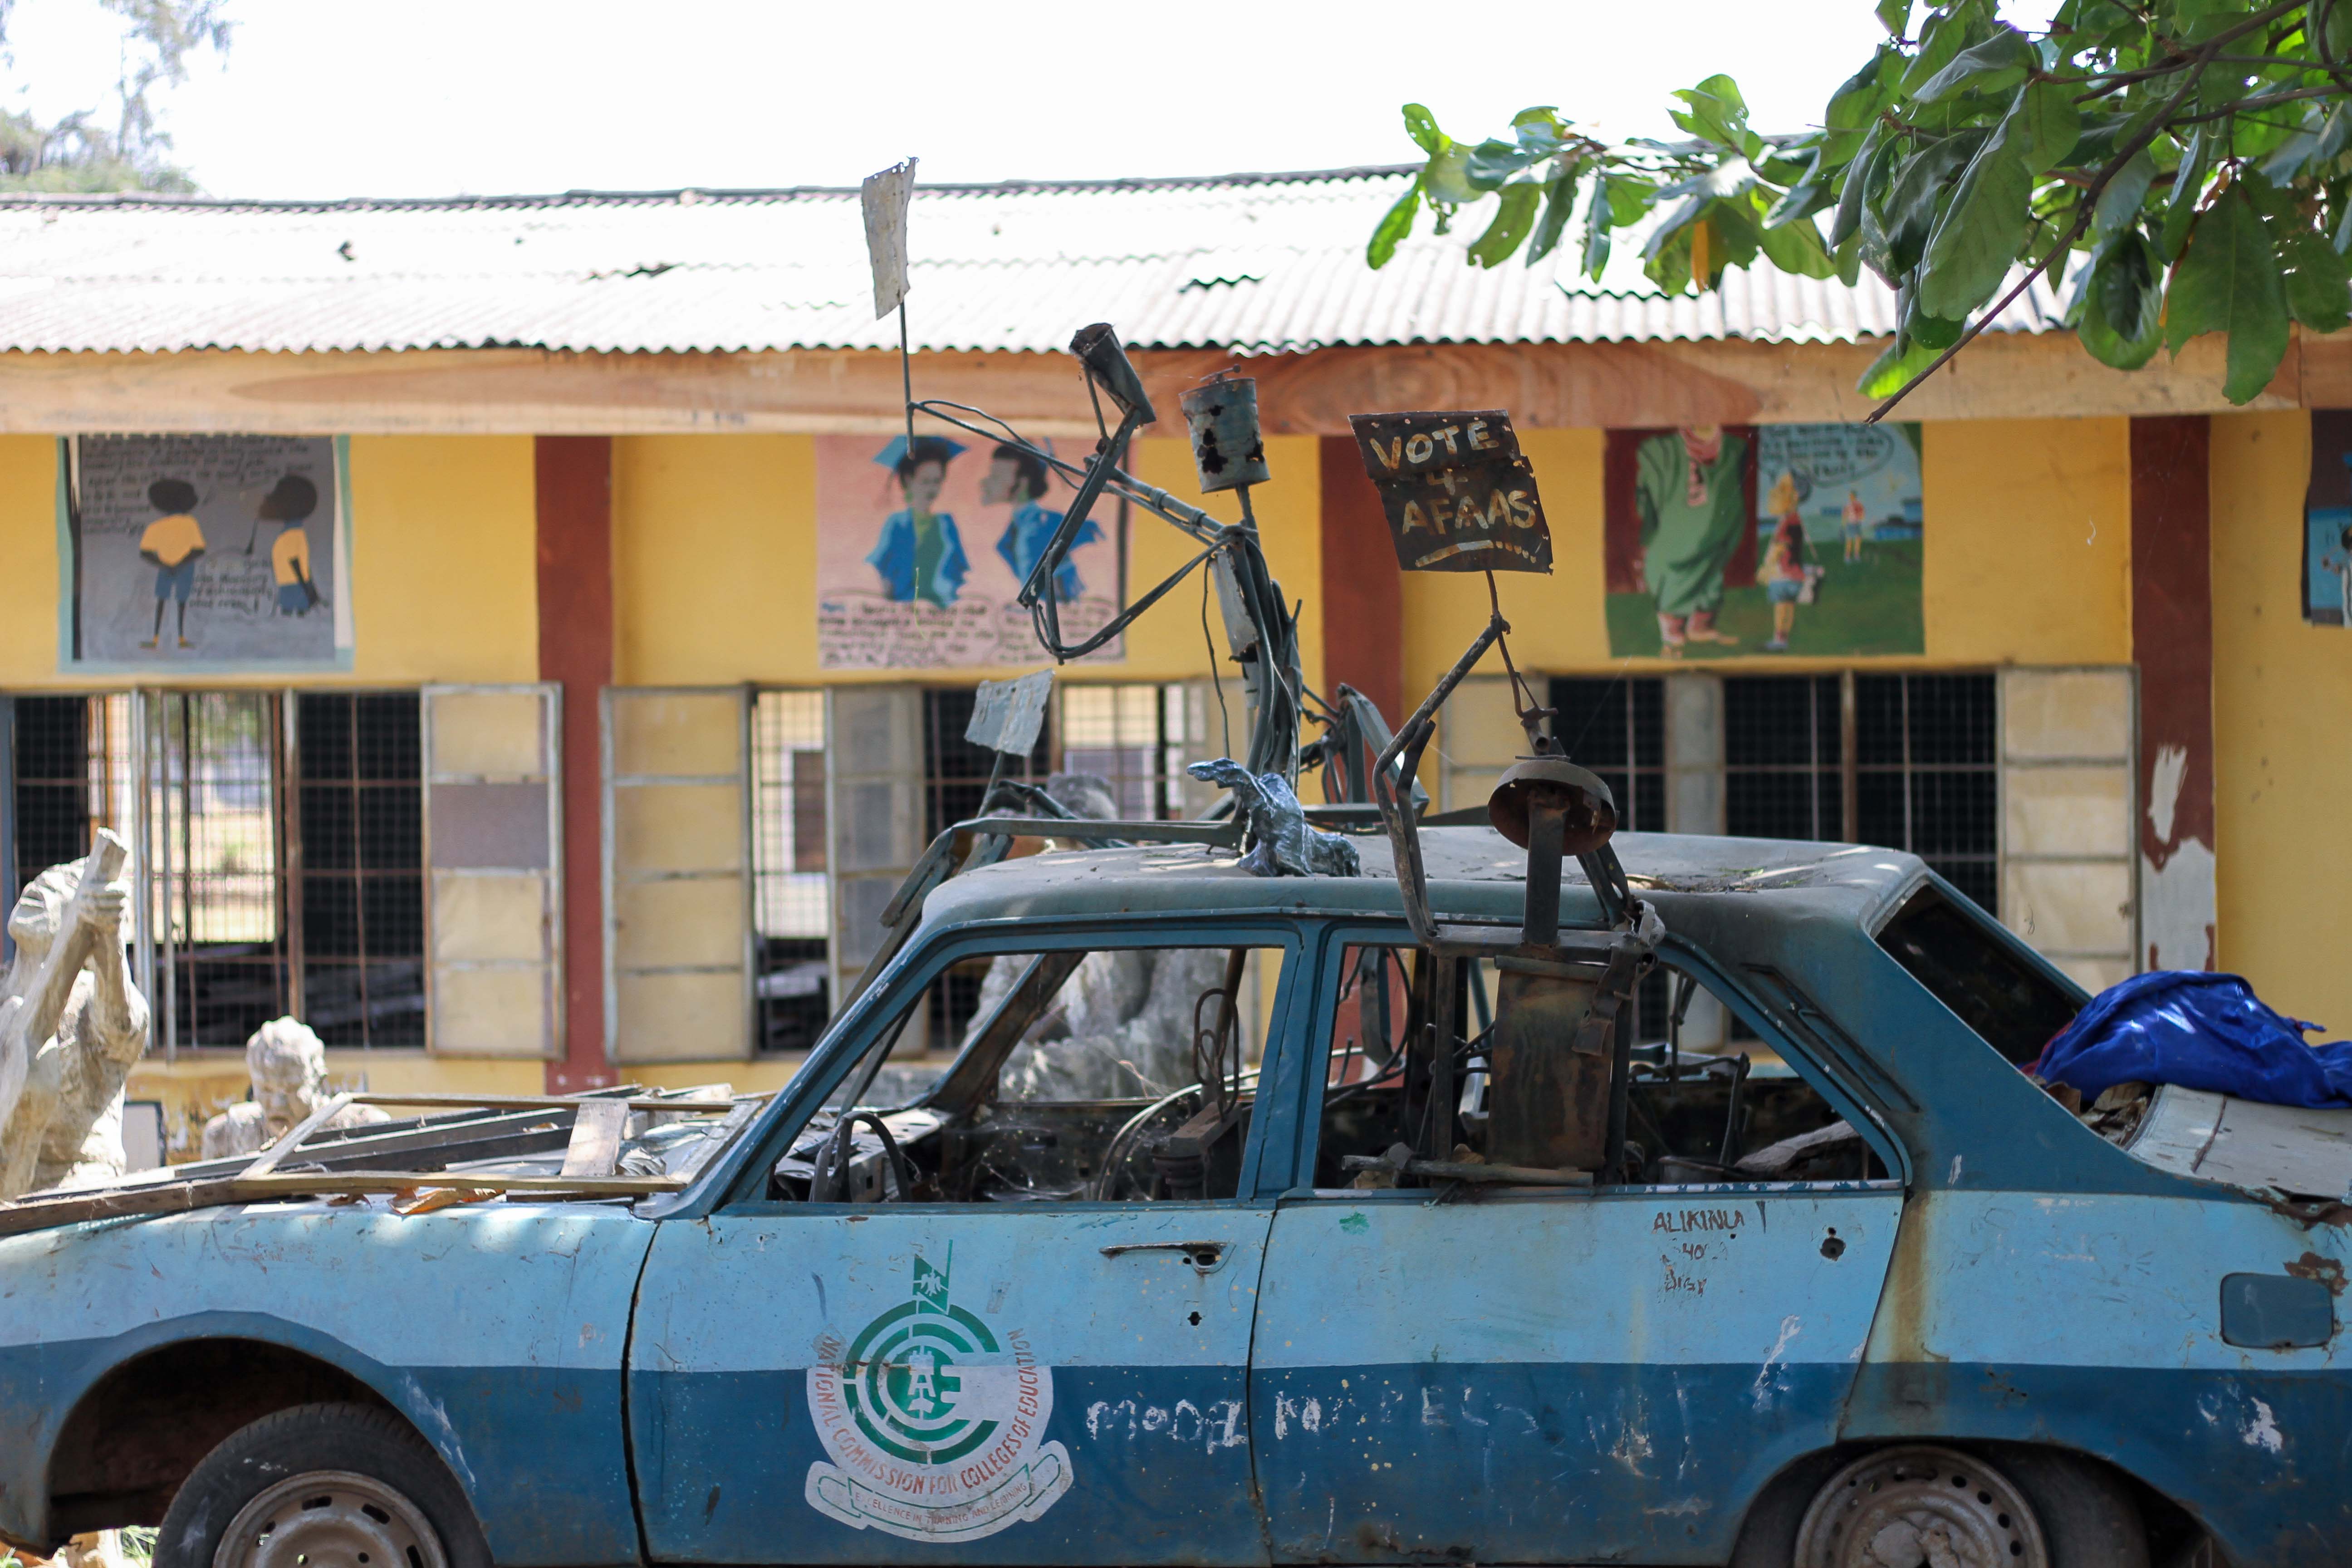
left=156, top=1402, right=490, bottom=1568
left=1784, top=1443, right=2151, bottom=1568
left=1992, top=1445, right=2152, bottom=1568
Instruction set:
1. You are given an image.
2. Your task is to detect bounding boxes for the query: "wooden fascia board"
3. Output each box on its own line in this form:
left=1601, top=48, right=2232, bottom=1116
left=0, top=331, right=2316, bottom=436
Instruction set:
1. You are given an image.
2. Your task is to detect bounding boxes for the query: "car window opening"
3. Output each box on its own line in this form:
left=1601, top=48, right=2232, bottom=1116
left=1875, top=883, right=2082, bottom=1065
left=770, top=944, right=1280, bottom=1205
left=1318, top=946, right=1883, bottom=1192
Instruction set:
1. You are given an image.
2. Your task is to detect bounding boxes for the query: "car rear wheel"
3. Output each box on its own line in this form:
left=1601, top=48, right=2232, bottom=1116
left=1795, top=1445, right=2046, bottom=1567
left=1791, top=1443, right=2148, bottom=1568
left=156, top=1402, right=489, bottom=1568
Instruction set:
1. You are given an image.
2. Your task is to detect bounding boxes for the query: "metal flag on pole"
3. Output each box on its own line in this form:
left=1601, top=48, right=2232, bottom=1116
left=860, top=158, right=918, bottom=321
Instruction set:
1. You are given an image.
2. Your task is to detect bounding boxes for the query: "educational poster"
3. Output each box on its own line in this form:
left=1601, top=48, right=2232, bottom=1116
left=816, top=434, right=1124, bottom=670
left=2304, top=409, right=2352, bottom=626
left=63, top=434, right=352, bottom=669
left=1603, top=424, right=1924, bottom=658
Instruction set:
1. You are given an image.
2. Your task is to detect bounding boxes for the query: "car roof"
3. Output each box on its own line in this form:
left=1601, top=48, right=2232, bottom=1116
left=916, top=825, right=1931, bottom=937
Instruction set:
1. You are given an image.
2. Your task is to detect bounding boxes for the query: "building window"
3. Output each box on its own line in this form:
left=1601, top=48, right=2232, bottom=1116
left=1720, top=672, right=1998, bottom=907
left=1855, top=673, right=1998, bottom=909
left=1548, top=677, right=1665, bottom=830
left=921, top=686, right=1049, bottom=841
left=1724, top=675, right=1845, bottom=842
left=5, top=695, right=137, bottom=915
left=292, top=693, right=425, bottom=1048
left=6, top=689, right=424, bottom=1052
left=1058, top=682, right=1196, bottom=820
left=751, top=690, right=831, bottom=1055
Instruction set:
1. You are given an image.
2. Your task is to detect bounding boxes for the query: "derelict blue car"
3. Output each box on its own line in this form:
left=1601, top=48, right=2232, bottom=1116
left=0, top=830, right=2342, bottom=1568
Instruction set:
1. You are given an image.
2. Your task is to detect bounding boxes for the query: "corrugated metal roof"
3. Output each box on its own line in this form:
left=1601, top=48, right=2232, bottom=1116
left=0, top=167, right=2065, bottom=356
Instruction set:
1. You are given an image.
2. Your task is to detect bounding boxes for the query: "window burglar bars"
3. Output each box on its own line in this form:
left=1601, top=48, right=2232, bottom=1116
left=5, top=689, right=426, bottom=1053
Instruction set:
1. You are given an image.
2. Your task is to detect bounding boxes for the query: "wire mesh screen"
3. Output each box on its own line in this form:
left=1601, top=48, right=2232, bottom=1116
left=922, top=686, right=1051, bottom=1047
left=6, top=695, right=138, bottom=975
left=294, top=692, right=425, bottom=1048
left=1725, top=676, right=1845, bottom=841
left=1547, top=677, right=1666, bottom=831
left=1856, top=673, right=1998, bottom=908
left=751, top=690, right=830, bottom=1056
left=922, top=686, right=1048, bottom=840
left=152, top=691, right=286, bottom=1049
left=1059, top=683, right=1192, bottom=819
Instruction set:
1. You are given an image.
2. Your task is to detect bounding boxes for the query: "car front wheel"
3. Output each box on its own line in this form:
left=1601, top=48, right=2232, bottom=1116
left=157, top=1403, right=490, bottom=1568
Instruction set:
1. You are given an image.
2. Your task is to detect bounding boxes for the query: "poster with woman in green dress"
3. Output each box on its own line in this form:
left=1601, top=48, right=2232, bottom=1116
left=1604, top=424, right=1924, bottom=658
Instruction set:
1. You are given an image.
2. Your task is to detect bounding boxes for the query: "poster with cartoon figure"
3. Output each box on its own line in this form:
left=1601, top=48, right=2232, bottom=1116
left=817, top=433, right=1123, bottom=668
left=1603, top=423, right=1922, bottom=658
left=2303, top=409, right=2352, bottom=627
left=61, top=434, right=352, bottom=669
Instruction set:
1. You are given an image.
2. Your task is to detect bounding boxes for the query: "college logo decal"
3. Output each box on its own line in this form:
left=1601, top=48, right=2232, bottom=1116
left=806, top=1248, right=1072, bottom=1541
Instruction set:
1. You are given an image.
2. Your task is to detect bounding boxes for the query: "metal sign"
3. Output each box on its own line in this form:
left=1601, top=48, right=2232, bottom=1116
left=1348, top=410, right=1552, bottom=573
left=964, top=669, right=1054, bottom=756
left=861, top=158, right=918, bottom=320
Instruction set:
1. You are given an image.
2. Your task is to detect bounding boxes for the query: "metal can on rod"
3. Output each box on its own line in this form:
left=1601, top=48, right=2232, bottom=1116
left=1179, top=372, right=1269, bottom=494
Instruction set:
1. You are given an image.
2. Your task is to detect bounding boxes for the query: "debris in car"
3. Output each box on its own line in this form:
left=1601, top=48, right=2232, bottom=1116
left=2037, top=969, right=2352, bottom=1108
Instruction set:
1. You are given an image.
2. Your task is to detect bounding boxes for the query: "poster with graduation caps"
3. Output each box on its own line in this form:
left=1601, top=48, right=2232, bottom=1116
left=814, top=432, right=1125, bottom=669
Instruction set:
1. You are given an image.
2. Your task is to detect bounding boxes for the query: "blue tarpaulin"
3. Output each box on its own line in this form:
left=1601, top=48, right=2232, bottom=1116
left=2034, top=970, right=2352, bottom=1109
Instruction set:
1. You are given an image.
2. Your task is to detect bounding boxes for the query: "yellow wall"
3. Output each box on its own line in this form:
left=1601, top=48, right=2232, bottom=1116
left=2210, top=411, right=2352, bottom=1029
left=611, top=431, right=1323, bottom=693
left=1398, top=419, right=2134, bottom=706
left=0, top=434, right=536, bottom=689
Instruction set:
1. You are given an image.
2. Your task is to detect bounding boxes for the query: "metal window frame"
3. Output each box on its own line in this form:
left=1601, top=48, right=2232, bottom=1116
left=746, top=685, right=835, bottom=1036
left=601, top=684, right=754, bottom=1064
left=424, top=681, right=564, bottom=1059
left=1992, top=664, right=2141, bottom=976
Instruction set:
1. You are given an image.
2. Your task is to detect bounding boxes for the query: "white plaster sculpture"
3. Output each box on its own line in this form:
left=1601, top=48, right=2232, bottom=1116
left=200, top=1015, right=387, bottom=1160
left=0, top=831, right=151, bottom=1199
left=968, top=774, right=1233, bottom=1101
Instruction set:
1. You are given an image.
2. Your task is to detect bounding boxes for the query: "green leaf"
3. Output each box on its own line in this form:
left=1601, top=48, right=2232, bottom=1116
left=2166, top=185, right=2291, bottom=405
left=2283, top=229, right=2352, bottom=333
left=1875, top=0, right=1910, bottom=34
left=1901, top=280, right=1968, bottom=348
left=1402, top=104, right=1447, bottom=156
left=1911, top=26, right=2036, bottom=104
left=1527, top=162, right=1581, bottom=265
left=1606, top=178, right=1654, bottom=225
left=1758, top=208, right=1838, bottom=277
left=1918, top=105, right=2033, bottom=318
left=1367, top=177, right=1421, bottom=270
left=1511, top=107, right=1567, bottom=155
left=1583, top=174, right=1616, bottom=280
left=1857, top=336, right=1941, bottom=399
left=1830, top=123, right=1889, bottom=248
left=1900, top=6, right=1977, bottom=98
left=1465, top=137, right=1534, bottom=192
left=1424, top=145, right=1480, bottom=206
left=1766, top=179, right=1835, bottom=228
left=1671, top=74, right=1759, bottom=157
left=2159, top=130, right=2208, bottom=263
left=1469, top=182, right=1543, bottom=268
left=2014, top=81, right=2080, bottom=176
left=2093, top=147, right=2156, bottom=244
left=2074, top=233, right=2163, bottom=368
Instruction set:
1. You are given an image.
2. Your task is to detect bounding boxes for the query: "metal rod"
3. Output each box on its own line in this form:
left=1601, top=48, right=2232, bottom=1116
left=1520, top=799, right=1567, bottom=948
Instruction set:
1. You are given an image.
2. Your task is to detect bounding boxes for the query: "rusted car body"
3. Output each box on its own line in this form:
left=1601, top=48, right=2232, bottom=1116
left=0, top=828, right=2342, bottom=1568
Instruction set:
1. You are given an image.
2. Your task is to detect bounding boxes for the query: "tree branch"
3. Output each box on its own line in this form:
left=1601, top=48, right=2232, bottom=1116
left=1863, top=33, right=2231, bottom=424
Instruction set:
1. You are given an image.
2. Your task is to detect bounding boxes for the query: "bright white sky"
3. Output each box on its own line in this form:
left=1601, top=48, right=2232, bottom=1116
left=2, top=0, right=2055, bottom=199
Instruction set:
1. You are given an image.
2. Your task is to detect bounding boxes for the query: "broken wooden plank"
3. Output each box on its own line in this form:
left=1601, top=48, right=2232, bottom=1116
left=559, top=1099, right=628, bottom=1179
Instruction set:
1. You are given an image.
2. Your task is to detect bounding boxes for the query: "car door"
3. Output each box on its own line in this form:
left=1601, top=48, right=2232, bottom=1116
left=627, top=921, right=1302, bottom=1566
left=1247, top=928, right=1906, bottom=1566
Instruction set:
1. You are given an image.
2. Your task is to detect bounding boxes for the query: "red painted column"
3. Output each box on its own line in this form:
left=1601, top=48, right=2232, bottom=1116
left=1317, top=434, right=1404, bottom=727
left=537, top=436, right=617, bottom=1091
left=2129, top=416, right=2217, bottom=971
